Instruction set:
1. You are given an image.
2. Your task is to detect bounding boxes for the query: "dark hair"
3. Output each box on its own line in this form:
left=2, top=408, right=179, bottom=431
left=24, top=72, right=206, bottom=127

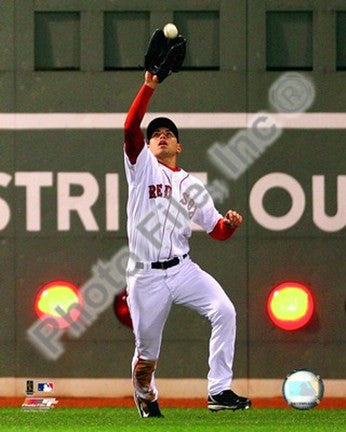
left=146, top=117, right=179, bottom=142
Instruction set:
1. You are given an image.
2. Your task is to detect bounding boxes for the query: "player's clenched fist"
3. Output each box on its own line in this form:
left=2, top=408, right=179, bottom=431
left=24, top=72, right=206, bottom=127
left=223, top=210, right=243, bottom=229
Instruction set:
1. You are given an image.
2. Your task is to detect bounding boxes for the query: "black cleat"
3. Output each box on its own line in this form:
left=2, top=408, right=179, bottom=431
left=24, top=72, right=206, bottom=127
left=134, top=393, right=164, bottom=418
left=208, top=389, right=252, bottom=412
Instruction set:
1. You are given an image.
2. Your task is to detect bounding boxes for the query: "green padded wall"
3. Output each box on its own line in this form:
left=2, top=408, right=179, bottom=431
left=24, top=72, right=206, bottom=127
left=0, top=0, right=345, bottom=383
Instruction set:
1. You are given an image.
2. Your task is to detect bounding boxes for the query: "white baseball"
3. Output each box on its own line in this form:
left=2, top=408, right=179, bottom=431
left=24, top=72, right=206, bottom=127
left=163, top=23, right=178, bottom=39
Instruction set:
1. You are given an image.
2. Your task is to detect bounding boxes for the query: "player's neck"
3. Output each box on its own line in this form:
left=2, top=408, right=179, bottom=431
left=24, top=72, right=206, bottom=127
left=157, top=156, right=178, bottom=171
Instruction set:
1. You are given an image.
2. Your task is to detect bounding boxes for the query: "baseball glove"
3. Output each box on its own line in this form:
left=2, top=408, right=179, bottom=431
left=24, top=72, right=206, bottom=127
left=144, top=29, right=186, bottom=82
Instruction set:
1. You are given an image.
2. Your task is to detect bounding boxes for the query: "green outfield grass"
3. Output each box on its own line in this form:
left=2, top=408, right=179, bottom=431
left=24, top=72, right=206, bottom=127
left=0, top=407, right=345, bottom=432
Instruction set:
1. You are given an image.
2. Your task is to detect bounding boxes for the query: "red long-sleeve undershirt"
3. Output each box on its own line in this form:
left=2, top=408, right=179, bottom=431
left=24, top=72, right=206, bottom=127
left=209, top=218, right=237, bottom=241
left=124, top=83, right=154, bottom=165
left=123, top=83, right=237, bottom=241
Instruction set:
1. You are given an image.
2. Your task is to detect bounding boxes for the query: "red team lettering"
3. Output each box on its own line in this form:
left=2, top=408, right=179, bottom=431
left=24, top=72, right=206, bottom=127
left=148, top=186, right=197, bottom=218
left=148, top=184, right=172, bottom=199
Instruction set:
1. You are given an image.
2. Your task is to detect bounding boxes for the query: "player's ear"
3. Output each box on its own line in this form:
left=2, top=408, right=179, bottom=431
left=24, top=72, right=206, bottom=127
left=176, top=142, right=182, bottom=154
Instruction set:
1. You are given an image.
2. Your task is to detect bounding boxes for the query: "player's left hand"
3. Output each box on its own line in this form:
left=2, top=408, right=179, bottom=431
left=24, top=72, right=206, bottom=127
left=144, top=29, right=186, bottom=82
left=223, top=210, right=243, bottom=229
left=145, top=71, right=159, bottom=89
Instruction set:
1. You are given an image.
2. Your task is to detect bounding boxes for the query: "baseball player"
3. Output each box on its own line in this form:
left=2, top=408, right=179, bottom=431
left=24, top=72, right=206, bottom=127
left=123, top=70, right=251, bottom=418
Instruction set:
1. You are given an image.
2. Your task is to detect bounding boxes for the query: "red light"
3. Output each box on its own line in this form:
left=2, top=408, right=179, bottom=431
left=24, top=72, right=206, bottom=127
left=34, top=280, right=83, bottom=329
left=113, top=290, right=132, bottom=329
left=267, top=282, right=314, bottom=331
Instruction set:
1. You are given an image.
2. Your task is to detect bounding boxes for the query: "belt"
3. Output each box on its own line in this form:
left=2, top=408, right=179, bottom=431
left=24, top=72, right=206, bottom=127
left=135, top=254, right=188, bottom=270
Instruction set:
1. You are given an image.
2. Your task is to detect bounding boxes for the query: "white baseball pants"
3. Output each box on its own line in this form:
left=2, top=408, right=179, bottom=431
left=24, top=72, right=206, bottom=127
left=126, top=256, right=236, bottom=399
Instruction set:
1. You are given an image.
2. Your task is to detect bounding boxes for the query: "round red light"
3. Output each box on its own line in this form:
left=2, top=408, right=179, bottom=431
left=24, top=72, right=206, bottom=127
left=34, top=280, right=83, bottom=329
left=267, top=282, right=314, bottom=331
left=113, top=290, right=133, bottom=329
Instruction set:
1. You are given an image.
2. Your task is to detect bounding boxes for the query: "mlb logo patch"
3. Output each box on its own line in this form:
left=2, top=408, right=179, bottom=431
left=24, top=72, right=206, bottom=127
left=37, top=382, right=54, bottom=392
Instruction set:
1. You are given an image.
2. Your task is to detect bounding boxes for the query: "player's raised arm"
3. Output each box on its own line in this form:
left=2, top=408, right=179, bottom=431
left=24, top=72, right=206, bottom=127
left=124, top=72, right=158, bottom=165
left=124, top=28, right=186, bottom=165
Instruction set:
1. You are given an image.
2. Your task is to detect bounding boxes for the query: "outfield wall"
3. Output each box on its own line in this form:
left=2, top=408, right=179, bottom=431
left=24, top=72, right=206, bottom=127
left=0, top=0, right=345, bottom=397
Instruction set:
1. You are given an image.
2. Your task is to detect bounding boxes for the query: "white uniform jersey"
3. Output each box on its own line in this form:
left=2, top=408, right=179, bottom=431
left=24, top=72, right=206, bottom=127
left=124, top=143, right=223, bottom=264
